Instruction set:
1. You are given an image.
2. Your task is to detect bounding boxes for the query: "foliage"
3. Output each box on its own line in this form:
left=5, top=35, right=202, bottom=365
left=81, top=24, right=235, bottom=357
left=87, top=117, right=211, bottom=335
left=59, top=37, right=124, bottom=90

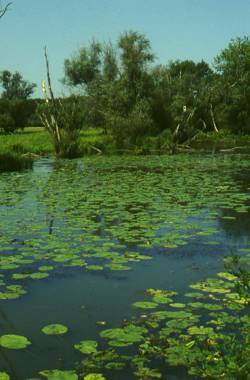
left=79, top=259, right=250, bottom=379
left=0, top=70, right=36, bottom=100
left=0, top=151, right=33, bottom=171
left=0, top=70, right=36, bottom=133
left=74, top=340, right=98, bottom=354
left=39, top=95, right=84, bottom=158
left=214, top=36, right=250, bottom=134
left=0, top=154, right=250, bottom=378
left=42, top=324, right=68, bottom=335
left=40, top=370, right=78, bottom=380
left=0, top=334, right=31, bottom=349
left=0, top=98, right=36, bottom=133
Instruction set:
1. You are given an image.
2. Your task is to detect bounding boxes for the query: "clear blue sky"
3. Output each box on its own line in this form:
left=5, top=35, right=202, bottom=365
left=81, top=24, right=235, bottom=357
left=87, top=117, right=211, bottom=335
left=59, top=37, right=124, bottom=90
left=1, top=0, right=250, bottom=97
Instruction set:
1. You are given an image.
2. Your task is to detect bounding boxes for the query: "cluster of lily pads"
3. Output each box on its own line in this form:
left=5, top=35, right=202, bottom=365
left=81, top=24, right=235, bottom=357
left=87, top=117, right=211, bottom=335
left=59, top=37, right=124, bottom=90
left=0, top=154, right=249, bottom=379
left=78, top=254, right=250, bottom=379
left=0, top=254, right=248, bottom=379
left=0, top=155, right=249, bottom=303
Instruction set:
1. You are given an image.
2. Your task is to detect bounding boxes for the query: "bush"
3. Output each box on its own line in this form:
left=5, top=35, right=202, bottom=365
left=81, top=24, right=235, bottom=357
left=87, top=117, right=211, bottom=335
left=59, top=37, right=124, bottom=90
left=0, top=113, right=15, bottom=133
left=0, top=99, right=36, bottom=133
left=39, top=96, right=85, bottom=158
left=0, top=152, right=33, bottom=171
left=105, top=99, right=155, bottom=149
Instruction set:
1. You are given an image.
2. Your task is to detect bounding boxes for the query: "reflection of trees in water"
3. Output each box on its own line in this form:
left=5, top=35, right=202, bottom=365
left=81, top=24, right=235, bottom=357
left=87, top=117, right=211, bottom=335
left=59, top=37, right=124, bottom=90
left=219, top=207, right=250, bottom=241
left=219, top=168, right=250, bottom=241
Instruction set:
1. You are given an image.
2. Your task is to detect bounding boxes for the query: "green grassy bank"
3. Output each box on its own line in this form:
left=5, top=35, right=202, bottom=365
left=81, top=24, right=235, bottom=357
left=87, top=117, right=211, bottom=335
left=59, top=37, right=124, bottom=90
left=1, top=127, right=250, bottom=171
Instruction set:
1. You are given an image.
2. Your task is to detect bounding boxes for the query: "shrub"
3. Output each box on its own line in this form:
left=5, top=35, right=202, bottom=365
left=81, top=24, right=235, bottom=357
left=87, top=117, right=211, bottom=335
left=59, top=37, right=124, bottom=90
left=0, top=99, right=36, bottom=133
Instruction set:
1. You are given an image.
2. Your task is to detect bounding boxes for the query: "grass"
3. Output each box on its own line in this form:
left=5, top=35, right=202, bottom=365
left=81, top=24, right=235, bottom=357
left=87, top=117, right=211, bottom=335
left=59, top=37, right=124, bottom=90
left=0, top=151, right=33, bottom=171
left=0, top=127, right=54, bottom=156
left=190, top=130, right=250, bottom=152
left=0, top=127, right=111, bottom=156
left=0, top=127, right=112, bottom=170
left=1, top=127, right=250, bottom=171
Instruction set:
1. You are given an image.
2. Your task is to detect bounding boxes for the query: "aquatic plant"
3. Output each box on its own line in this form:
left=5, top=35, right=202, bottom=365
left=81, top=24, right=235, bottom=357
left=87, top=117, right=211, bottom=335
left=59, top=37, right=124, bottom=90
left=0, top=334, right=31, bottom=349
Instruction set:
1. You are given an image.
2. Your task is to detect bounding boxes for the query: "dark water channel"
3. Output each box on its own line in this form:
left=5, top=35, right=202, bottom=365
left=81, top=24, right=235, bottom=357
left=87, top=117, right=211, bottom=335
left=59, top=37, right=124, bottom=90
left=0, top=154, right=249, bottom=379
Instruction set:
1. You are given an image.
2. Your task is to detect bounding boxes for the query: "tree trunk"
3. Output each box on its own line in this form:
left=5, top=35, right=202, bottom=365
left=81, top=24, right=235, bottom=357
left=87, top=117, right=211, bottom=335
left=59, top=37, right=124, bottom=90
left=209, top=104, right=219, bottom=133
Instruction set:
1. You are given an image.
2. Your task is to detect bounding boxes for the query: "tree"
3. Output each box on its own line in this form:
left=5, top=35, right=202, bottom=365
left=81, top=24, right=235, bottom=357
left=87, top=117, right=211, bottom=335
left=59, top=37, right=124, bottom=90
left=39, top=48, right=84, bottom=157
left=118, top=31, right=155, bottom=104
left=214, top=36, right=250, bottom=134
left=0, top=1, right=11, bottom=19
left=0, top=71, right=36, bottom=133
left=63, top=32, right=160, bottom=146
left=0, top=70, right=36, bottom=100
left=161, top=60, right=220, bottom=142
left=64, top=41, right=102, bottom=88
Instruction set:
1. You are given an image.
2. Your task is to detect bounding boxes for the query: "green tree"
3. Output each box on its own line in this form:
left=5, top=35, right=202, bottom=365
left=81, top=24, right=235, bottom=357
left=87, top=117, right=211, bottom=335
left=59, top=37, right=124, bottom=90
left=63, top=32, right=160, bottom=146
left=0, top=71, right=36, bottom=133
left=64, top=41, right=102, bottom=88
left=0, top=70, right=36, bottom=100
left=214, top=36, right=250, bottom=134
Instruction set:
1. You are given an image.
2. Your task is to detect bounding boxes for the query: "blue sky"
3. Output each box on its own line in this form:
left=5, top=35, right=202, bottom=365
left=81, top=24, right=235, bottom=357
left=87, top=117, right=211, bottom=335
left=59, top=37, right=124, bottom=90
left=0, top=0, right=250, bottom=97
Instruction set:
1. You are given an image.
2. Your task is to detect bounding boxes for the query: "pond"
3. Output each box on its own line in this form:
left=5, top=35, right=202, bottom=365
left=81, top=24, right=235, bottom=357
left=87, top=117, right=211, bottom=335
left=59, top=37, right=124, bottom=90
left=0, top=154, right=249, bottom=380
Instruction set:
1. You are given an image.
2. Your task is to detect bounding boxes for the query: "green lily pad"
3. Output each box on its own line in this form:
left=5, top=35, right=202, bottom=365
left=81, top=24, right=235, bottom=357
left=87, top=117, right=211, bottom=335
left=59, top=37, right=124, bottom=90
left=84, top=374, right=106, bottom=380
left=217, top=272, right=237, bottom=281
left=0, top=372, right=10, bottom=380
left=188, top=326, right=214, bottom=335
left=30, top=272, right=49, bottom=280
left=74, top=340, right=98, bottom=354
left=42, top=324, right=68, bottom=335
left=40, top=370, right=78, bottom=380
left=38, top=266, right=54, bottom=272
left=0, top=334, right=31, bottom=349
left=169, top=303, right=186, bottom=308
left=100, top=324, right=147, bottom=347
left=152, top=295, right=173, bottom=304
left=132, top=301, right=158, bottom=309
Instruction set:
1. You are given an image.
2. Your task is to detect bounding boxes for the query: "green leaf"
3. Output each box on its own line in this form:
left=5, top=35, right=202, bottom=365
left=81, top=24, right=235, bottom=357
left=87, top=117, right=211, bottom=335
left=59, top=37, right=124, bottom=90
left=74, top=340, right=98, bottom=354
left=83, top=374, right=106, bottom=380
left=0, top=334, right=31, bottom=349
left=132, top=301, right=158, bottom=309
left=40, top=370, right=78, bottom=380
left=42, top=324, right=68, bottom=335
left=0, top=373, right=10, bottom=380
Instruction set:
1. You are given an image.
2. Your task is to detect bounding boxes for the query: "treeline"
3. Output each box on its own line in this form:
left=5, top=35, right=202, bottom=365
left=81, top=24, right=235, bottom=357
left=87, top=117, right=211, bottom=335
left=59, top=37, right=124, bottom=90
left=1, top=32, right=250, bottom=154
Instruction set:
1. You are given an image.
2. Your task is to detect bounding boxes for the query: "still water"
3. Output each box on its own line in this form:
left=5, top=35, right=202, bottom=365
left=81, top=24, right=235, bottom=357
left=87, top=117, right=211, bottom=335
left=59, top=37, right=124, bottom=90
left=0, top=154, right=249, bottom=379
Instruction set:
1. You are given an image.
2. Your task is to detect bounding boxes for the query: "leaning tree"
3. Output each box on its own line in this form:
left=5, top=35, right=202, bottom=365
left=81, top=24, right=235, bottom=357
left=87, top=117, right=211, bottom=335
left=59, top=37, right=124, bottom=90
left=0, top=1, right=11, bottom=19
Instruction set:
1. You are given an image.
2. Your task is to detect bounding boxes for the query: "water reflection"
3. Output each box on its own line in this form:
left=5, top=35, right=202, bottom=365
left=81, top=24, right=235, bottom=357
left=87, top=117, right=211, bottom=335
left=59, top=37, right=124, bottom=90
left=0, top=154, right=249, bottom=379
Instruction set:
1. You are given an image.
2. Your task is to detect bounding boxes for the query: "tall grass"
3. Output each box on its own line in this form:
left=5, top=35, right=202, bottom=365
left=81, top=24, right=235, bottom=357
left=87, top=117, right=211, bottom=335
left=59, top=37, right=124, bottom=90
left=0, top=127, right=53, bottom=156
left=0, top=151, right=33, bottom=171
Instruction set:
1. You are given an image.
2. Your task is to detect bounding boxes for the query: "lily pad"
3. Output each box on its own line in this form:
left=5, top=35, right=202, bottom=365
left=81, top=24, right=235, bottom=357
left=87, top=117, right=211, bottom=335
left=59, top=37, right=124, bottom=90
left=132, top=301, right=158, bottom=309
left=0, top=334, right=31, bottom=349
left=40, top=370, right=78, bottom=380
left=188, top=326, right=214, bottom=335
left=100, top=324, right=147, bottom=347
left=42, top=324, right=68, bottom=335
left=74, top=340, right=98, bottom=354
left=84, top=374, right=106, bottom=380
left=0, top=373, right=10, bottom=380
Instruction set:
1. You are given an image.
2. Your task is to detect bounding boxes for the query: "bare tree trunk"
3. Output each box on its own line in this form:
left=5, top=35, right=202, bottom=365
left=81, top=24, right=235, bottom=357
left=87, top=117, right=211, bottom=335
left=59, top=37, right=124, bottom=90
left=209, top=104, right=219, bottom=133
left=42, top=48, right=61, bottom=147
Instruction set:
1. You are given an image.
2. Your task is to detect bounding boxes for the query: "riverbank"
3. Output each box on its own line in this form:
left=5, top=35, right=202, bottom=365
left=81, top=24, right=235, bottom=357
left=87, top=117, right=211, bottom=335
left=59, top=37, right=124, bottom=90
left=1, top=127, right=250, bottom=171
